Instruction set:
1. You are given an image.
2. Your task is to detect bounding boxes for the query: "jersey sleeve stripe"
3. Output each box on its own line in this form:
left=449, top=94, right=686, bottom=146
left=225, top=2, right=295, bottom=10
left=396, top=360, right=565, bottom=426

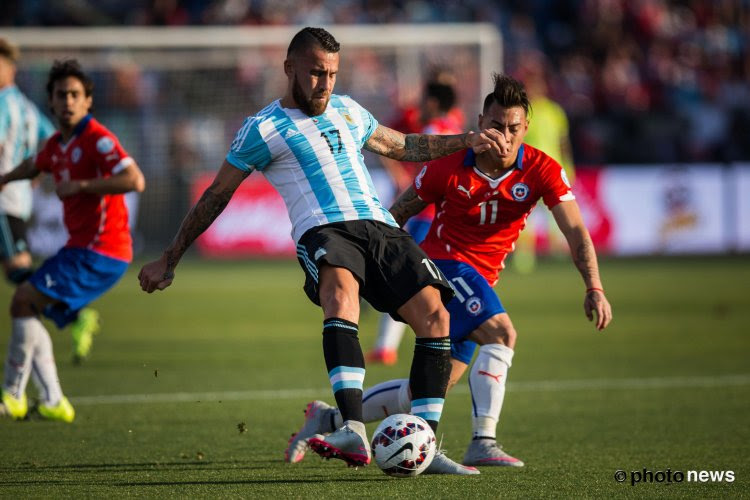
left=111, top=157, right=134, bottom=175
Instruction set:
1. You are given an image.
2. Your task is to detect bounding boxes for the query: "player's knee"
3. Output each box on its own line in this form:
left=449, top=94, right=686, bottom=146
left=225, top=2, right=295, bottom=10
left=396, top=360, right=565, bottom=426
left=318, top=284, right=359, bottom=319
left=477, top=314, right=517, bottom=348
left=417, top=303, right=449, bottom=338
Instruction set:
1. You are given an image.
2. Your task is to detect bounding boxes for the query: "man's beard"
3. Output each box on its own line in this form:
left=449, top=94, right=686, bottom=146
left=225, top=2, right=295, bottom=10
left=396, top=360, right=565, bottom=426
left=293, top=75, right=328, bottom=116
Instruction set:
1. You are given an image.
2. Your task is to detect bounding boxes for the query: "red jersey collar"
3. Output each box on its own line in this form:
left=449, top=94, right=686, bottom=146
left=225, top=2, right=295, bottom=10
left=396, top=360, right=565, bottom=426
left=57, top=114, right=92, bottom=142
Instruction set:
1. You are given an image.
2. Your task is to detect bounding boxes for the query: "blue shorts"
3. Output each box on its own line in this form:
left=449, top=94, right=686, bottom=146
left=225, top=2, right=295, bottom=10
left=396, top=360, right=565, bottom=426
left=434, top=259, right=506, bottom=364
left=29, top=247, right=129, bottom=328
left=405, top=216, right=431, bottom=245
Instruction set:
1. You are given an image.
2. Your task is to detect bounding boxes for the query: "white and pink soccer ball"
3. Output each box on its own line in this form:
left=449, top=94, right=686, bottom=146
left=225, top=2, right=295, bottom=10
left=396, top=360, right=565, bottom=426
left=371, top=414, right=436, bottom=477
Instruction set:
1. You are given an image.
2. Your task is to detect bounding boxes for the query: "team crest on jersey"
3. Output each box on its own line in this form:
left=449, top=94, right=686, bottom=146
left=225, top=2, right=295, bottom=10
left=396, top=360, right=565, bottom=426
left=510, top=182, right=530, bottom=201
left=341, top=112, right=355, bottom=126
left=96, top=136, right=115, bottom=154
left=560, top=168, right=571, bottom=188
left=415, top=165, right=428, bottom=189
left=466, top=296, right=484, bottom=316
left=71, top=147, right=82, bottom=164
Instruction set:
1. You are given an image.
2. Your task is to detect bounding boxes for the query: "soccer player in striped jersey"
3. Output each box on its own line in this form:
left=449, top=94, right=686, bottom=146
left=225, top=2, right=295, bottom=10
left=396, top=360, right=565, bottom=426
left=139, top=27, right=506, bottom=474
left=288, top=74, right=612, bottom=469
left=0, top=38, right=55, bottom=285
left=0, top=59, right=145, bottom=422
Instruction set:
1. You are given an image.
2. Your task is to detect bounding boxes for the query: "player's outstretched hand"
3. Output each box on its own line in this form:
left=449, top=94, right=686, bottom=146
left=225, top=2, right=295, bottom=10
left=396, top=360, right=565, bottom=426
left=584, top=289, right=612, bottom=331
left=138, top=255, right=175, bottom=293
left=467, top=128, right=511, bottom=156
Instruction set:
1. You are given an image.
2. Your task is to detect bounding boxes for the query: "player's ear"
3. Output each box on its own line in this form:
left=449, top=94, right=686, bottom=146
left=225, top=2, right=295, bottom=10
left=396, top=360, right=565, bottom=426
left=477, top=113, right=483, bottom=129
left=283, top=59, right=293, bottom=77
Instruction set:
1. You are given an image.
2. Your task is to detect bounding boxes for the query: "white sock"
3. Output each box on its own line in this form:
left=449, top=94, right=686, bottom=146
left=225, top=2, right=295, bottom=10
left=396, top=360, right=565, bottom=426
left=374, top=315, right=406, bottom=351
left=30, top=326, right=63, bottom=406
left=469, top=344, right=514, bottom=439
left=349, top=378, right=410, bottom=424
left=2, top=318, right=37, bottom=399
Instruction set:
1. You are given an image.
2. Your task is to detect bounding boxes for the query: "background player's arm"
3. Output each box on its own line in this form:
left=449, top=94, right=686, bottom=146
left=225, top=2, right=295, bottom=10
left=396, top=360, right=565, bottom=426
left=138, top=160, right=249, bottom=293
left=364, top=124, right=506, bottom=162
left=389, top=185, right=428, bottom=226
left=0, top=157, right=40, bottom=187
left=551, top=200, right=612, bottom=330
left=56, top=161, right=146, bottom=198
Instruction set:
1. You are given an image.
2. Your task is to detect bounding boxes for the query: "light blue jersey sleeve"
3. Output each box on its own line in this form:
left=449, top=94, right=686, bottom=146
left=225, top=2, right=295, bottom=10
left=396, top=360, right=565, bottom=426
left=350, top=98, right=379, bottom=147
left=225, top=116, right=272, bottom=172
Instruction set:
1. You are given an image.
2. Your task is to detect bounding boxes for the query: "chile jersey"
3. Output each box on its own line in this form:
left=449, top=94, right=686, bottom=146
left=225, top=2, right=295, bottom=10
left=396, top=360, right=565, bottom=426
left=412, top=115, right=463, bottom=221
left=226, top=95, right=397, bottom=242
left=34, top=115, right=134, bottom=262
left=415, top=144, right=575, bottom=285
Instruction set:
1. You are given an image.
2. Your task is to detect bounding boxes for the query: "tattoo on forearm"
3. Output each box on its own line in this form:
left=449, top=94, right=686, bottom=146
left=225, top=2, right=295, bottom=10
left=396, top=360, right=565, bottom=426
left=389, top=187, right=428, bottom=226
left=401, top=134, right=465, bottom=162
left=165, top=181, right=234, bottom=268
left=573, top=238, right=598, bottom=282
left=365, top=126, right=467, bottom=162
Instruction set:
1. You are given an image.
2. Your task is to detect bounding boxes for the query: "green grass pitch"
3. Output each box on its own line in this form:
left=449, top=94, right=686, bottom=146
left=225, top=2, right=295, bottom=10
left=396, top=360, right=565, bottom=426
left=0, top=256, right=748, bottom=498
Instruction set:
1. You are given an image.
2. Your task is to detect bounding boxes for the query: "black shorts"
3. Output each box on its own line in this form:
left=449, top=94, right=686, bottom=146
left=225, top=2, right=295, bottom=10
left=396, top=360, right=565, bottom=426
left=296, top=220, right=453, bottom=320
left=0, top=213, right=29, bottom=259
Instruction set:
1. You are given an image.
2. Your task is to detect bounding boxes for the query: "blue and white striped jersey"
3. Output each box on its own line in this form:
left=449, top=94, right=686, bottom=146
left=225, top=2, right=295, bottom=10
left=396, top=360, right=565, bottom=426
left=226, top=94, right=398, bottom=242
left=0, top=84, right=55, bottom=220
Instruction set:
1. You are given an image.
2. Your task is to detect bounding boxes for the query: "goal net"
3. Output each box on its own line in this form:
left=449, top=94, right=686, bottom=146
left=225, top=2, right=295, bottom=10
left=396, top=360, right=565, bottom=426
left=5, top=25, right=502, bottom=255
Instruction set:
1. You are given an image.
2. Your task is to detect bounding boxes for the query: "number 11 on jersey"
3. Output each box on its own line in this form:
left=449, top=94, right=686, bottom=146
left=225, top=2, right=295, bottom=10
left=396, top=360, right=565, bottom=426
left=478, top=200, right=498, bottom=225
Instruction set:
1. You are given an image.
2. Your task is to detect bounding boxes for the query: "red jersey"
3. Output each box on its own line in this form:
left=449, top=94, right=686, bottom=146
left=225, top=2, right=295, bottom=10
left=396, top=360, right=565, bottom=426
left=34, top=115, right=134, bottom=262
left=415, top=144, right=575, bottom=285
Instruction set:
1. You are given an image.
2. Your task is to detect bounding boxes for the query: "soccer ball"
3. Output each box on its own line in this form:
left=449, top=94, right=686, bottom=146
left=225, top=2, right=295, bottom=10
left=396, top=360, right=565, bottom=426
left=371, top=414, right=436, bottom=477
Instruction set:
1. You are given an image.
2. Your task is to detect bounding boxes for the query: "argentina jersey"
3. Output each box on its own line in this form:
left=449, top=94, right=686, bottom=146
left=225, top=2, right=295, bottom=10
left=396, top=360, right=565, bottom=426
left=225, top=94, right=398, bottom=242
left=0, top=85, right=55, bottom=219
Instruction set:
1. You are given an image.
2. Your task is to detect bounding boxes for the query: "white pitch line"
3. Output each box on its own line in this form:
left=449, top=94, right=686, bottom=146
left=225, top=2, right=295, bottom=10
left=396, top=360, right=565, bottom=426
left=71, top=374, right=750, bottom=406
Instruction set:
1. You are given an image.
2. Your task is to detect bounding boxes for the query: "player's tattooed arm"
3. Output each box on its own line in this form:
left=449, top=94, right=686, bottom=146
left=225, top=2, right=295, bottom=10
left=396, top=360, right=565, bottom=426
left=552, top=201, right=612, bottom=330
left=389, top=186, right=428, bottom=227
left=140, top=161, right=250, bottom=293
left=364, top=125, right=506, bottom=162
left=552, top=201, right=602, bottom=287
left=572, top=238, right=599, bottom=284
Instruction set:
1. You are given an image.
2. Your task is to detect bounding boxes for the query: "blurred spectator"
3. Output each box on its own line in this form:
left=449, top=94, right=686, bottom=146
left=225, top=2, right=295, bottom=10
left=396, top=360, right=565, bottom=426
left=367, top=72, right=464, bottom=366
left=513, top=51, right=576, bottom=272
left=3, top=0, right=746, bottom=164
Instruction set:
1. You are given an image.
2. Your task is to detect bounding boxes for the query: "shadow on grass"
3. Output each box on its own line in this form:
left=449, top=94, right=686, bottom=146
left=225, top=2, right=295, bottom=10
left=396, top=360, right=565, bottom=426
left=115, top=477, right=390, bottom=487
left=0, top=459, right=267, bottom=473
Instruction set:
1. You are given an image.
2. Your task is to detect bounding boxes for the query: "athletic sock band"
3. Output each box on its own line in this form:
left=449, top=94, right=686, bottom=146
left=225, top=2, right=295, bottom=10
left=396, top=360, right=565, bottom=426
left=410, top=336, right=451, bottom=432
left=322, top=317, right=365, bottom=423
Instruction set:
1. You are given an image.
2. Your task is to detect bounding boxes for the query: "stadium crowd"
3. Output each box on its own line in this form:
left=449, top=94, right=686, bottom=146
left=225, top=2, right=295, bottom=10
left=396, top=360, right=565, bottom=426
left=3, top=0, right=748, bottom=164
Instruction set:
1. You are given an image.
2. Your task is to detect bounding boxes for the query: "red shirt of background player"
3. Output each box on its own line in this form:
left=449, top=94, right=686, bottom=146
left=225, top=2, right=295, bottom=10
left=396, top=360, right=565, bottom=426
left=34, top=115, right=134, bottom=262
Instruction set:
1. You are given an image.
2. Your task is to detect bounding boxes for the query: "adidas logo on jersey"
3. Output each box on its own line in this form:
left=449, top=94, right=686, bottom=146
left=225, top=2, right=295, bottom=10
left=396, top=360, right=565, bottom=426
left=285, top=128, right=299, bottom=139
